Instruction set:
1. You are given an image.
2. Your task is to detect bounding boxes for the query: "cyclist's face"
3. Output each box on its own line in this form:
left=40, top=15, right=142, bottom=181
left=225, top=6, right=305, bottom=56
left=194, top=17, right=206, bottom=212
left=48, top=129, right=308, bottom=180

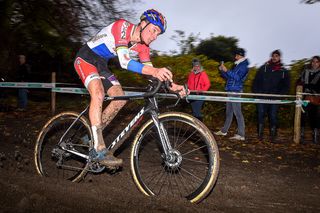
left=141, top=23, right=161, bottom=45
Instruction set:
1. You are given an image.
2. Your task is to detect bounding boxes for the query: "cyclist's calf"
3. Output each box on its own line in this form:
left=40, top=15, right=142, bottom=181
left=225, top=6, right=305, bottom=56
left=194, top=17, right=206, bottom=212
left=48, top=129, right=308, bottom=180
left=101, top=85, right=127, bottom=127
left=102, top=99, right=127, bottom=128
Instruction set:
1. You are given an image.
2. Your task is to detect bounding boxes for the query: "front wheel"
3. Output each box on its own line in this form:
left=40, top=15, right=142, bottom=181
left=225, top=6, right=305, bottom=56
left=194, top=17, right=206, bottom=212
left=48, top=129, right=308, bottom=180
left=130, top=112, right=219, bottom=203
left=34, top=111, right=93, bottom=182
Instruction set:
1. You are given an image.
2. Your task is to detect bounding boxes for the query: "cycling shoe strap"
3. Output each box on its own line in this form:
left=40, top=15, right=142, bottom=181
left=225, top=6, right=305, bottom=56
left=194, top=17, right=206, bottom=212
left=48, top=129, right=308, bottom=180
left=89, top=148, right=107, bottom=161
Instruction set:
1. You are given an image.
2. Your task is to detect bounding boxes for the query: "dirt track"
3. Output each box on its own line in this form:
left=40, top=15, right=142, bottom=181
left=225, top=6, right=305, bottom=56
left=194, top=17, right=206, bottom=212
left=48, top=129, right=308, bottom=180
left=0, top=103, right=320, bottom=213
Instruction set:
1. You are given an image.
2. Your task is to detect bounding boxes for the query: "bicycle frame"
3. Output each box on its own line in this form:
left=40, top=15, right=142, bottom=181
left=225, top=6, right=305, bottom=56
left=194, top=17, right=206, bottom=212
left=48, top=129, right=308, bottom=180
left=35, top=79, right=219, bottom=203
left=58, top=95, right=174, bottom=161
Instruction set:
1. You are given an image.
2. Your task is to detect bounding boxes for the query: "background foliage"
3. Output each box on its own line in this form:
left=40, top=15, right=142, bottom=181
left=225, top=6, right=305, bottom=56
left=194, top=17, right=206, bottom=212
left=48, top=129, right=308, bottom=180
left=0, top=0, right=139, bottom=81
left=0, top=0, right=316, bottom=128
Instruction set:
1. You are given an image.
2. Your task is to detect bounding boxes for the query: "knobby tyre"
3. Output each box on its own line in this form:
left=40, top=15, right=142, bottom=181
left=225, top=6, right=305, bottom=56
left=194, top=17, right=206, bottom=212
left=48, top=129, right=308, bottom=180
left=130, top=112, right=219, bottom=203
left=34, top=111, right=93, bottom=182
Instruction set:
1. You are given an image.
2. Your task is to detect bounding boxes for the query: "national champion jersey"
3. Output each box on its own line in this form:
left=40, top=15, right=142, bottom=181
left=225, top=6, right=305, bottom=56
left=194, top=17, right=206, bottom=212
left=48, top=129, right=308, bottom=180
left=86, top=19, right=151, bottom=72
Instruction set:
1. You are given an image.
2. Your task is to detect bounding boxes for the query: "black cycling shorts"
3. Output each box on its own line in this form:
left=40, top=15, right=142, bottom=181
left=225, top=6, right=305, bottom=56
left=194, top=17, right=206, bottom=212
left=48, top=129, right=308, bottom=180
left=74, top=44, right=120, bottom=90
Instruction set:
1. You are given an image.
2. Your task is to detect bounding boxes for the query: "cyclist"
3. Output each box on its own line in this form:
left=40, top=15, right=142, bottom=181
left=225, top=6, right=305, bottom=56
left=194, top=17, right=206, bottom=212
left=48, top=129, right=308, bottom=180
left=74, top=9, right=188, bottom=167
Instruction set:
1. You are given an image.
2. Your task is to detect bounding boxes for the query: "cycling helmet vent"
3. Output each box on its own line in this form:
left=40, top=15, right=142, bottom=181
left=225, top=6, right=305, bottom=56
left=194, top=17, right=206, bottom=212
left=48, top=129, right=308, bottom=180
left=140, top=9, right=167, bottom=34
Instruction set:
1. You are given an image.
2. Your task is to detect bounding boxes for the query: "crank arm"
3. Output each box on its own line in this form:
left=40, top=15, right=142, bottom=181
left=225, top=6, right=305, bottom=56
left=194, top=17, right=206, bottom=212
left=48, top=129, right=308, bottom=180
left=55, top=163, right=86, bottom=172
left=60, top=146, right=89, bottom=160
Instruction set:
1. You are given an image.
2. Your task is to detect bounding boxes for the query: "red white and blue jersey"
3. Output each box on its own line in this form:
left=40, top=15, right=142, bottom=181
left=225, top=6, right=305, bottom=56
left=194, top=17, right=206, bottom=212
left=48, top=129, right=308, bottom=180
left=87, top=19, right=152, bottom=74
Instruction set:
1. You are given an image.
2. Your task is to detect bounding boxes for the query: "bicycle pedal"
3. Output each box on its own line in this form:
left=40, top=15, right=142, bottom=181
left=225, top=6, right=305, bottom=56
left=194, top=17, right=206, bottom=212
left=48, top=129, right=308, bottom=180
left=88, top=162, right=105, bottom=173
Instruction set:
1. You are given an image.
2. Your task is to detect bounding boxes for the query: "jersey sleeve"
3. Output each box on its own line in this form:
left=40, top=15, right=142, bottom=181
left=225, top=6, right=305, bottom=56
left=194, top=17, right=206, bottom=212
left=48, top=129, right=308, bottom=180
left=112, top=20, right=145, bottom=74
left=130, top=43, right=153, bottom=67
left=116, top=47, right=145, bottom=74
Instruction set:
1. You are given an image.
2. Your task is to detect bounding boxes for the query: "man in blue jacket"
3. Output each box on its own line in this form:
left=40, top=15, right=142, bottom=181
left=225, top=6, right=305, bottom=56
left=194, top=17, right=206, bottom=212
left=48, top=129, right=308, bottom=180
left=214, top=48, right=249, bottom=141
left=252, top=49, right=290, bottom=143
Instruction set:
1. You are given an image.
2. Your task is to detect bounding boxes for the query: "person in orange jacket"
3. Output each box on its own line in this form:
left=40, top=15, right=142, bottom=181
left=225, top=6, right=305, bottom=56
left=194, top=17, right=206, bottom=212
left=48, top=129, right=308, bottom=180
left=187, top=58, right=211, bottom=121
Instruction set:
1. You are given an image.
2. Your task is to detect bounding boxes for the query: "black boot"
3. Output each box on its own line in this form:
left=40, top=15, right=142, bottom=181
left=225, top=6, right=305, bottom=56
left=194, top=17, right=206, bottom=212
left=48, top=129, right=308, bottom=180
left=270, top=126, right=277, bottom=143
left=313, top=128, right=319, bottom=144
left=300, top=127, right=305, bottom=144
left=258, top=124, right=264, bottom=140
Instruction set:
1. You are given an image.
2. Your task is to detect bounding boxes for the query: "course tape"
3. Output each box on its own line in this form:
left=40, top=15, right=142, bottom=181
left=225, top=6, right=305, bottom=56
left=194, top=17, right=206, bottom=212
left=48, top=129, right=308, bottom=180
left=0, top=82, right=76, bottom=88
left=166, top=94, right=306, bottom=105
left=0, top=82, right=310, bottom=106
left=53, top=87, right=88, bottom=94
left=192, top=90, right=297, bottom=98
left=0, top=82, right=54, bottom=88
left=52, top=87, right=308, bottom=106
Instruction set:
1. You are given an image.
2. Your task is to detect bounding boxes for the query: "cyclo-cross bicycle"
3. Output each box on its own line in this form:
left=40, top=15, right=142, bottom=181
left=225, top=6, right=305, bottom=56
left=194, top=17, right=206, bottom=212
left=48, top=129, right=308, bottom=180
left=34, top=79, right=220, bottom=203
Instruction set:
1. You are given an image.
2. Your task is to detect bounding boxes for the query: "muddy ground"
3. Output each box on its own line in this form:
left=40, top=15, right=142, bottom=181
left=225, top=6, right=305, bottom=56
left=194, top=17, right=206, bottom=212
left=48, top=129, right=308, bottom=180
left=0, top=96, right=319, bottom=213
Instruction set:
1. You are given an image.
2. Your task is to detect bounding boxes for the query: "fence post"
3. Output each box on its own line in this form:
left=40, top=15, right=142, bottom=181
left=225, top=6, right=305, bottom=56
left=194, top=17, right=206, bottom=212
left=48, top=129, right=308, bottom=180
left=51, top=72, right=56, bottom=115
left=293, top=85, right=303, bottom=144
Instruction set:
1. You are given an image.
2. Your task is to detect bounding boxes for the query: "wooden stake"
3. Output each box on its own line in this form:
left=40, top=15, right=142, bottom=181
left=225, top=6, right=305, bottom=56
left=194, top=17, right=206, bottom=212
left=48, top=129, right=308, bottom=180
left=293, top=85, right=303, bottom=144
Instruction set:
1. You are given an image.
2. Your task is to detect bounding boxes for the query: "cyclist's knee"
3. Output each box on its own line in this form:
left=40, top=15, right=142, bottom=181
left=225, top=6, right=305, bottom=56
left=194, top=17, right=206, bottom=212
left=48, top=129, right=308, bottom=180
left=91, top=88, right=105, bottom=103
left=88, top=80, right=105, bottom=101
left=107, top=85, right=124, bottom=96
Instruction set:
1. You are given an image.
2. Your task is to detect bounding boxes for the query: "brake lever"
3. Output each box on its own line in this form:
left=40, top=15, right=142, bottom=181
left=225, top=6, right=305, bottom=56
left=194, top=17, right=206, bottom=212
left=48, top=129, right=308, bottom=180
left=170, top=83, right=190, bottom=101
left=165, top=80, right=183, bottom=109
left=164, top=80, right=172, bottom=91
left=166, top=96, right=181, bottom=109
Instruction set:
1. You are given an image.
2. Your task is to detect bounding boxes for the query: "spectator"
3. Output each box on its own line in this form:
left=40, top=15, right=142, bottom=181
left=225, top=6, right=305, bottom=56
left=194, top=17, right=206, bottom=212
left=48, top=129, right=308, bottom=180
left=17, top=54, right=30, bottom=111
left=214, top=48, right=249, bottom=141
left=187, top=58, right=211, bottom=121
left=297, top=55, right=320, bottom=144
left=252, top=49, right=290, bottom=143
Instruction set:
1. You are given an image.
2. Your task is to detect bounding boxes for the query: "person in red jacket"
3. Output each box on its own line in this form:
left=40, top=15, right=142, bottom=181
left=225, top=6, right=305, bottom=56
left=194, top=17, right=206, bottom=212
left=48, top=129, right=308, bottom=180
left=187, top=58, right=211, bottom=121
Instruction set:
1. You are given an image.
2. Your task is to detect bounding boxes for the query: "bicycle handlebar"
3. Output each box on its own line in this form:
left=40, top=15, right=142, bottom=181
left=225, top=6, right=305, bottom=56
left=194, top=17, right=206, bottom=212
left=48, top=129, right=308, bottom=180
left=105, top=76, right=188, bottom=102
left=143, top=78, right=163, bottom=98
left=145, top=78, right=188, bottom=101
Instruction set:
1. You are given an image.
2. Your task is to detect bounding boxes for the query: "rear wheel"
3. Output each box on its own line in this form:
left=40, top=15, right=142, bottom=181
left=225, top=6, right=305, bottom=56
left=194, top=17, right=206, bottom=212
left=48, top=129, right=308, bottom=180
left=131, top=112, right=219, bottom=203
left=34, top=112, right=93, bottom=182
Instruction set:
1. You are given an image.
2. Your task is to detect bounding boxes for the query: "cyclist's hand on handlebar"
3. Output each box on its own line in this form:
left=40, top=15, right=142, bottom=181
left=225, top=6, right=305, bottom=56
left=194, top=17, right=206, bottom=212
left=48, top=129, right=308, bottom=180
left=169, top=83, right=190, bottom=98
left=153, top=68, right=173, bottom=82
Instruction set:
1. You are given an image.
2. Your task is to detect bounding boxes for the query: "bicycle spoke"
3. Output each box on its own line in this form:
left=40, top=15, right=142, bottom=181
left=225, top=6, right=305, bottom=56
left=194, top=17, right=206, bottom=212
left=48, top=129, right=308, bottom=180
left=176, top=129, right=198, bottom=149
left=145, top=167, right=166, bottom=191
left=173, top=170, right=184, bottom=198
left=36, top=113, right=91, bottom=182
left=177, top=168, right=196, bottom=195
left=179, top=166, right=203, bottom=184
left=182, top=157, right=209, bottom=165
left=181, top=144, right=208, bottom=156
left=132, top=113, right=219, bottom=203
left=153, top=166, right=168, bottom=195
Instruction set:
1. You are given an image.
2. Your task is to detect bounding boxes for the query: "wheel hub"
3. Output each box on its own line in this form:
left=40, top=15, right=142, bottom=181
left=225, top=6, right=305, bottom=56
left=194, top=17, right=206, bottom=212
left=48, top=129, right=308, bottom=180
left=164, top=149, right=182, bottom=169
left=51, top=147, right=71, bottom=159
